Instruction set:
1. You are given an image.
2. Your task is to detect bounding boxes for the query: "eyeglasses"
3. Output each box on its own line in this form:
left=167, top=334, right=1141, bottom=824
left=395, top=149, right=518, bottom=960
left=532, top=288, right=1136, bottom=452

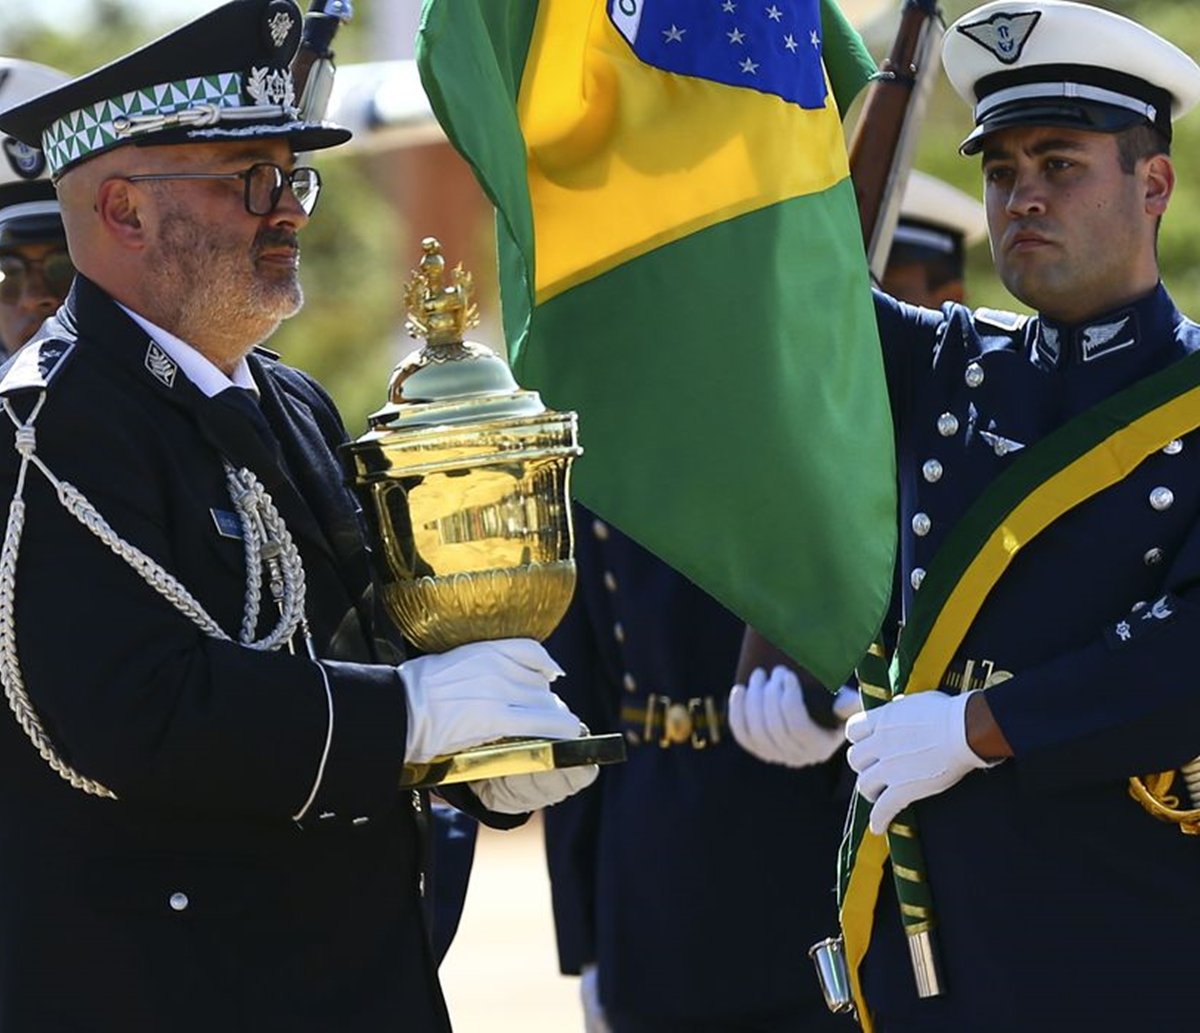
left=124, top=162, right=322, bottom=216
left=0, top=249, right=75, bottom=304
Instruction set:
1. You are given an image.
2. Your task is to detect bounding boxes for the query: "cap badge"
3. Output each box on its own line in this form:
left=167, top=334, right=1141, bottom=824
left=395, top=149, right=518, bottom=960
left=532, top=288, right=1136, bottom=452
left=957, top=10, right=1042, bottom=65
left=262, top=0, right=302, bottom=54
left=145, top=342, right=177, bottom=389
left=245, top=66, right=296, bottom=110
left=2, top=136, right=46, bottom=180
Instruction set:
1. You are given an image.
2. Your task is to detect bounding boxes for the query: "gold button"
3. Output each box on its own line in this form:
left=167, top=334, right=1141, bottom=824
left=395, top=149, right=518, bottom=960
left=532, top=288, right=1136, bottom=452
left=603, top=571, right=618, bottom=592
left=592, top=519, right=609, bottom=540
left=664, top=703, right=692, bottom=744
left=623, top=672, right=637, bottom=693
left=613, top=622, right=625, bottom=644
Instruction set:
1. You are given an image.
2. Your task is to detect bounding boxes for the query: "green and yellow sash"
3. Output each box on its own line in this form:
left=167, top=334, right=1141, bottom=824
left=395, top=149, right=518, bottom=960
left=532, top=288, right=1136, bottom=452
left=840, top=348, right=1200, bottom=1030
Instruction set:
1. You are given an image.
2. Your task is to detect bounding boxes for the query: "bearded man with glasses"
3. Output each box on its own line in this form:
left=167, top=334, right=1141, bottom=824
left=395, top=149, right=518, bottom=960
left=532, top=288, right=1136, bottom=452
left=0, top=2, right=596, bottom=1032
left=0, top=58, right=74, bottom=356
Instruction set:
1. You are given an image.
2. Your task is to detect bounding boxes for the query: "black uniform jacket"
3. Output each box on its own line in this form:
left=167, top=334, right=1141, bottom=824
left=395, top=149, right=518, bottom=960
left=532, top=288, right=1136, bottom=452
left=0, top=277, right=509, bottom=1033
left=863, top=285, right=1200, bottom=1033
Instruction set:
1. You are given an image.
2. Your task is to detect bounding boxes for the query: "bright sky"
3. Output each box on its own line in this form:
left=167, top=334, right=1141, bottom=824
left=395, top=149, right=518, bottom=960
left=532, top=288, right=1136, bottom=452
left=0, top=0, right=225, bottom=45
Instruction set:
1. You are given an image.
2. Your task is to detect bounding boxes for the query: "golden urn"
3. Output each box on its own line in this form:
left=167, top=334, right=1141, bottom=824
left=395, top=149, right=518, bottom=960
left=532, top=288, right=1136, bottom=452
left=343, top=238, right=581, bottom=652
left=343, top=239, right=624, bottom=788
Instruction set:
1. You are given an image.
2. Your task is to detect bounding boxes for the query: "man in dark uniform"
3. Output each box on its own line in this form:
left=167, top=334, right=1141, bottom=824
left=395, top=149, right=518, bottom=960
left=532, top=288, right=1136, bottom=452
left=0, top=59, right=74, bottom=355
left=0, top=3, right=594, bottom=1031
left=786, top=2, right=1200, bottom=1031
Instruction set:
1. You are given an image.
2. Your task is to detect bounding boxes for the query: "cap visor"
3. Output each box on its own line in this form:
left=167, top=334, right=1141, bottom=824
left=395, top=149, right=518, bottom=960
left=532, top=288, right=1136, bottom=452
left=960, top=101, right=1147, bottom=155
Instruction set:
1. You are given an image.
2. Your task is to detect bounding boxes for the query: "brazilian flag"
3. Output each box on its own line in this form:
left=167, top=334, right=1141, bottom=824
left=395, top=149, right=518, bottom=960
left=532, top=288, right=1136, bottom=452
left=416, top=0, right=894, bottom=689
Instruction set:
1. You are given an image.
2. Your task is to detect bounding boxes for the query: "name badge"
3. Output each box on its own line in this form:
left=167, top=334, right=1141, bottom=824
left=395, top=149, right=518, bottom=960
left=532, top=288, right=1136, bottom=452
left=210, top=508, right=244, bottom=540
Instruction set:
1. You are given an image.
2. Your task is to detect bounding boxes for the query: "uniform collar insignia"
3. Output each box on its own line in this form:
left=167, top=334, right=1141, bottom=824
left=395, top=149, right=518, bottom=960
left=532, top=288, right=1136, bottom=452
left=1036, top=307, right=1140, bottom=366
left=144, top=340, right=178, bottom=388
left=1079, top=314, right=1135, bottom=363
left=956, top=10, right=1041, bottom=65
left=1033, top=323, right=1060, bottom=370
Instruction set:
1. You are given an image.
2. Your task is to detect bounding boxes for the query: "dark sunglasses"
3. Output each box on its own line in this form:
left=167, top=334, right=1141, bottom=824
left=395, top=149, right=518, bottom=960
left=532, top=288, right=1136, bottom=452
left=124, top=162, right=322, bottom=217
left=0, top=249, right=75, bottom=304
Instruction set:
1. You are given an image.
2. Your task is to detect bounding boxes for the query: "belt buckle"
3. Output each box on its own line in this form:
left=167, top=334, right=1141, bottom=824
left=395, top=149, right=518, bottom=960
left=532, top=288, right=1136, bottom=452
left=687, top=696, right=721, bottom=749
left=647, top=694, right=694, bottom=747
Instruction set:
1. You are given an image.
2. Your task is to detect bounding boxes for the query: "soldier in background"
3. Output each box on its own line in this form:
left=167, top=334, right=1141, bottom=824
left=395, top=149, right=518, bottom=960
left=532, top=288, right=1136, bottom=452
left=544, top=174, right=985, bottom=1033
left=0, top=59, right=73, bottom=355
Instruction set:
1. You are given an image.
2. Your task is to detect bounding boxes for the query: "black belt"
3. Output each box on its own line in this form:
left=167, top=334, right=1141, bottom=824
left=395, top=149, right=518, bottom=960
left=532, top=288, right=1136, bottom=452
left=620, top=694, right=726, bottom=749
left=940, top=658, right=1013, bottom=692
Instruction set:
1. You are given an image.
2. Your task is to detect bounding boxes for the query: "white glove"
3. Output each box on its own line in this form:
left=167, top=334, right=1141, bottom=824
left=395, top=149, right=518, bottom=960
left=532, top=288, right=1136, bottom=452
left=468, top=764, right=598, bottom=814
left=728, top=666, right=853, bottom=768
left=845, top=690, right=995, bottom=835
left=580, top=963, right=612, bottom=1033
left=400, top=638, right=582, bottom=762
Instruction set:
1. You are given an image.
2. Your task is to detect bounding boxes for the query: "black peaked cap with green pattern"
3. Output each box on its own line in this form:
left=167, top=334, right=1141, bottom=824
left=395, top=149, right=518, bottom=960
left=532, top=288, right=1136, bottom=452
left=0, top=0, right=350, bottom=179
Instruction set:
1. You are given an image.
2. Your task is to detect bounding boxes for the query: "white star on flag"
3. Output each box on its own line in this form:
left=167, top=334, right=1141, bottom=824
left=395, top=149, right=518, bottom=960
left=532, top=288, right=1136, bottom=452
left=663, top=24, right=686, bottom=42
left=810, top=29, right=821, bottom=48
left=740, top=57, right=759, bottom=74
left=727, top=27, right=745, bottom=44
left=722, top=0, right=736, bottom=10
left=784, top=33, right=798, bottom=52
left=765, top=5, right=782, bottom=20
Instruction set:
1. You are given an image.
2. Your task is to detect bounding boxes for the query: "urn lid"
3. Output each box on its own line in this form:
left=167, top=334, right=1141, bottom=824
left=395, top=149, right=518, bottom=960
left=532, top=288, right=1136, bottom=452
left=369, top=237, right=546, bottom=429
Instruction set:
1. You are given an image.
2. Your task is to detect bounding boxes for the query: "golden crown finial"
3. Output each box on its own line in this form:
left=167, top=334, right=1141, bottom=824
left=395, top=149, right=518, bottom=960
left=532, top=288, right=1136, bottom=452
left=403, top=237, right=480, bottom=346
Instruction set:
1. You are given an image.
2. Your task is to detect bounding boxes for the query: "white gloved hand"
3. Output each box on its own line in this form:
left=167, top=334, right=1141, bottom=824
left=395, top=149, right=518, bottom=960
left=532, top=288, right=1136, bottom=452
left=728, top=666, right=851, bottom=768
left=580, top=963, right=612, bottom=1033
left=468, top=764, right=598, bottom=815
left=400, top=638, right=582, bottom=762
left=845, top=690, right=994, bottom=835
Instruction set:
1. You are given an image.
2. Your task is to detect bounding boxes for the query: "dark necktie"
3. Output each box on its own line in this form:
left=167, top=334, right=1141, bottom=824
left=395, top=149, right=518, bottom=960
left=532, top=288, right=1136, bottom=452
left=215, top=386, right=282, bottom=458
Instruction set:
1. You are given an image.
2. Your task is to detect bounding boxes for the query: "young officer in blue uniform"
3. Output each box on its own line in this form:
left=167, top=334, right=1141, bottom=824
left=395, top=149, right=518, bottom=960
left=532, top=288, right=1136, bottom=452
left=0, top=59, right=73, bottom=356
left=543, top=177, right=985, bottom=1033
left=739, top=2, right=1200, bottom=1030
left=0, top=3, right=595, bottom=1031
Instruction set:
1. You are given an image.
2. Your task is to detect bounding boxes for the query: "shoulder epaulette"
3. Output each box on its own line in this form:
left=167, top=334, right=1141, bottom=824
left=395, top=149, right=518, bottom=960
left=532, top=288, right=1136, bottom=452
left=0, top=338, right=76, bottom=398
left=973, top=308, right=1028, bottom=333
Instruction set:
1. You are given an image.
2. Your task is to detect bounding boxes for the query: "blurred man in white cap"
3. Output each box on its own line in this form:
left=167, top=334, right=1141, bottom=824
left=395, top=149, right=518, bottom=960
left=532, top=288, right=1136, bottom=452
left=880, top=170, right=986, bottom=307
left=734, top=2, right=1200, bottom=1030
left=0, top=3, right=595, bottom=1031
left=0, top=58, right=73, bottom=355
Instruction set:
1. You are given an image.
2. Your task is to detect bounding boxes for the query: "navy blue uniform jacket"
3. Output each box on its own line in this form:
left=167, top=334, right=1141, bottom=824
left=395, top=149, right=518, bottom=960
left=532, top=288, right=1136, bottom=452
left=863, top=285, right=1200, bottom=1032
left=544, top=507, right=851, bottom=1027
left=0, top=277, right=514, bottom=1033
